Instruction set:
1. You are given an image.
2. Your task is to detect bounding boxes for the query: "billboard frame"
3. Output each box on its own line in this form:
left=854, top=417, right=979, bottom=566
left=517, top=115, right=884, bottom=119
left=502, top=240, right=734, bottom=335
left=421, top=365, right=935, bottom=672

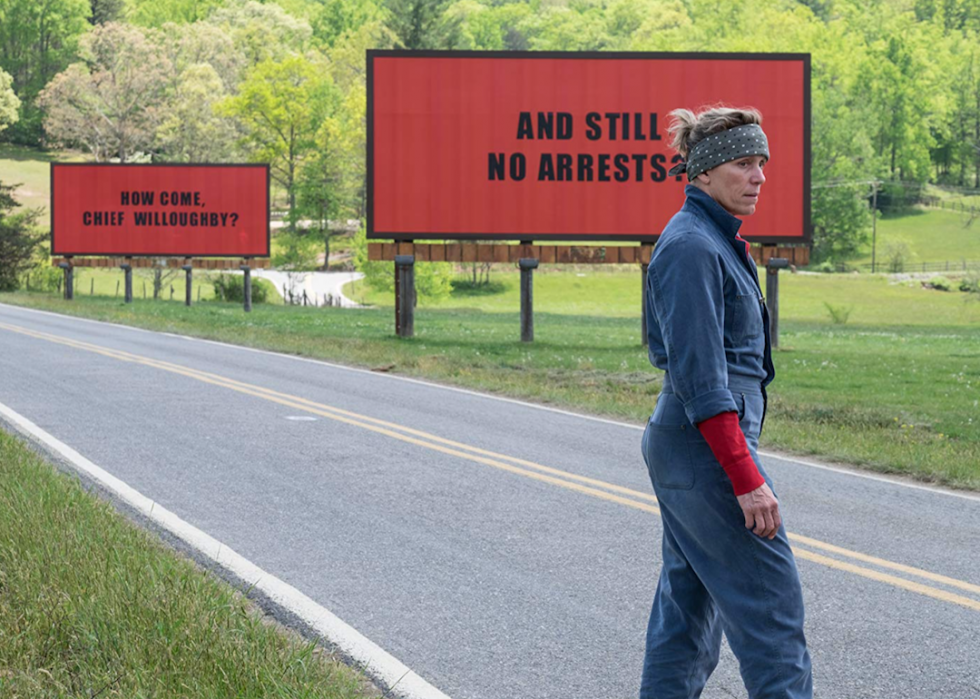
left=367, top=50, right=811, bottom=246
left=50, top=162, right=272, bottom=258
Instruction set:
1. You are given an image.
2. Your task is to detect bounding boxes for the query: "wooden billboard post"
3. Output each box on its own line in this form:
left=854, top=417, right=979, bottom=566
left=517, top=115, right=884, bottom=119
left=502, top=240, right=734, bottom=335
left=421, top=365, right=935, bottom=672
left=519, top=258, right=539, bottom=342
left=765, top=257, right=790, bottom=348
left=121, top=259, right=133, bottom=303
left=58, top=260, right=73, bottom=300
left=240, top=263, right=252, bottom=312
left=394, top=254, right=415, bottom=338
left=182, top=261, right=193, bottom=307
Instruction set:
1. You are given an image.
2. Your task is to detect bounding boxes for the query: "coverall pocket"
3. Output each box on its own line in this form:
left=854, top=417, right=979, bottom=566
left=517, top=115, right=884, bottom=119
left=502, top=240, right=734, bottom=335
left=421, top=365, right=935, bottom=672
left=732, top=294, right=763, bottom=344
left=643, top=423, right=695, bottom=490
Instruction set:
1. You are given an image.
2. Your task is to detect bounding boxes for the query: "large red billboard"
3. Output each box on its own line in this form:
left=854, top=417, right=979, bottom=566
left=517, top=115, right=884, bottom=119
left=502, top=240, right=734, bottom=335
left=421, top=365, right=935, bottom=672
left=368, top=51, right=810, bottom=243
left=51, top=163, right=270, bottom=257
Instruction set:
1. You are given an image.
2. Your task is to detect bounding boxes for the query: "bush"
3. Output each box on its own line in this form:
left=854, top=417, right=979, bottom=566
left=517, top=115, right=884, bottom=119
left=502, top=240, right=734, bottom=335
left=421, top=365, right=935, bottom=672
left=814, top=260, right=837, bottom=274
left=351, top=222, right=453, bottom=302
left=23, top=264, right=63, bottom=292
left=0, top=181, right=44, bottom=291
left=824, top=302, right=853, bottom=324
left=959, top=273, right=980, bottom=294
left=928, top=276, right=952, bottom=291
left=209, top=274, right=273, bottom=303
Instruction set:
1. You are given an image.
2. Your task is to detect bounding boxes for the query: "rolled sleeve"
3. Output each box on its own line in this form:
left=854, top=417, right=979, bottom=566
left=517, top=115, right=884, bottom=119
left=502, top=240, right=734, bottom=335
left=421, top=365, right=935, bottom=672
left=649, top=234, right=737, bottom=425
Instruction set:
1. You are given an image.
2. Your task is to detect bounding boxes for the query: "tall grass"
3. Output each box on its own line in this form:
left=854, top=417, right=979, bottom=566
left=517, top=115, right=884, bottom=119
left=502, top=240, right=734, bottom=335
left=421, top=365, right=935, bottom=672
left=0, top=429, right=376, bottom=698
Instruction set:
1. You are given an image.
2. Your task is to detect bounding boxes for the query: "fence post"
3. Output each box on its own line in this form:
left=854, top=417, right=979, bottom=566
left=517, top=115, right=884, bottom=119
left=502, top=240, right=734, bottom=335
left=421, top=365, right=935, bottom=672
left=870, top=180, right=879, bottom=274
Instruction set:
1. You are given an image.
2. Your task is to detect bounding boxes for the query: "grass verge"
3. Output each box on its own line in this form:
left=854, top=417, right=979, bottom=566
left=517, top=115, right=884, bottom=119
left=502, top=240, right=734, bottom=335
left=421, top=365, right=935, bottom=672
left=2, top=279, right=978, bottom=491
left=0, top=428, right=377, bottom=698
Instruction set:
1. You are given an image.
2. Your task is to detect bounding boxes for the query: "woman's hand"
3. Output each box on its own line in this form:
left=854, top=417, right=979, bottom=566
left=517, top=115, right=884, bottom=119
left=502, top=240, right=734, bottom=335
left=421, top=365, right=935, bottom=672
left=736, top=483, right=781, bottom=539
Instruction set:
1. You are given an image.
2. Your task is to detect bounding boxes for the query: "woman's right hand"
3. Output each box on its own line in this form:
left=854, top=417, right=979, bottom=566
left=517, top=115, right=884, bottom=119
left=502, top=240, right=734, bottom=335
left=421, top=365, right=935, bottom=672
left=736, top=483, right=781, bottom=539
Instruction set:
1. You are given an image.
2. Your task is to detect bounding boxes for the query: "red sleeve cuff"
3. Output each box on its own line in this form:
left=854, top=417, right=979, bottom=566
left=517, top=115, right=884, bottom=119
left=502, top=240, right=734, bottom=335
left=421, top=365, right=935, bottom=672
left=696, top=411, right=765, bottom=496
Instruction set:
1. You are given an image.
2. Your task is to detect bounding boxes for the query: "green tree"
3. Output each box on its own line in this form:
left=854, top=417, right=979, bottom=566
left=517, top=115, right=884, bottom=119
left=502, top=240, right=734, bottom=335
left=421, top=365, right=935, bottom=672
left=311, top=0, right=384, bottom=47
left=127, top=0, right=224, bottom=27
left=443, top=1, right=533, bottom=50
left=219, top=54, right=335, bottom=228
left=384, top=0, right=460, bottom=49
left=156, top=63, right=238, bottom=162
left=89, top=0, right=125, bottom=24
left=207, top=0, right=313, bottom=67
left=38, top=22, right=171, bottom=162
left=0, top=0, right=91, bottom=144
left=0, top=68, right=20, bottom=133
left=0, top=181, right=43, bottom=292
left=159, top=20, right=245, bottom=93
left=524, top=2, right=613, bottom=51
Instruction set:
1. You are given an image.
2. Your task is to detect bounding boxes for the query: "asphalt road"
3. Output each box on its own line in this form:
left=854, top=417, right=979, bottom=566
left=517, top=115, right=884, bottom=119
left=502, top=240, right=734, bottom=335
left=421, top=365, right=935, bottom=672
left=1, top=302, right=978, bottom=699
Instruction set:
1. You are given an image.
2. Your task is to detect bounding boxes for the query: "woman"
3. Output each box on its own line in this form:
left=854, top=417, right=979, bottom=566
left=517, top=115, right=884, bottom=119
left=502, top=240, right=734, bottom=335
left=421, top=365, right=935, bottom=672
left=640, top=106, right=813, bottom=698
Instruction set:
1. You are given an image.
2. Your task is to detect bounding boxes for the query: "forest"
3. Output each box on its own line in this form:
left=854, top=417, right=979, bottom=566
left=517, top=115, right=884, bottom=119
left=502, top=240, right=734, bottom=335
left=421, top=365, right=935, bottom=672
left=1, top=0, right=979, bottom=264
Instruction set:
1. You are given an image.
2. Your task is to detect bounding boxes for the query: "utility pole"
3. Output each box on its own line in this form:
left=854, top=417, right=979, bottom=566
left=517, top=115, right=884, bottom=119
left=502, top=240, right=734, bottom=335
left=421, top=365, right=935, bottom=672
left=871, top=180, right=880, bottom=274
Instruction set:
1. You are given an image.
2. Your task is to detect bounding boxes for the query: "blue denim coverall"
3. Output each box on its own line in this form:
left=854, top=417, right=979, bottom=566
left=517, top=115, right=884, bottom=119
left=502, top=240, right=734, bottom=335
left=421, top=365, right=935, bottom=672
left=640, top=185, right=813, bottom=698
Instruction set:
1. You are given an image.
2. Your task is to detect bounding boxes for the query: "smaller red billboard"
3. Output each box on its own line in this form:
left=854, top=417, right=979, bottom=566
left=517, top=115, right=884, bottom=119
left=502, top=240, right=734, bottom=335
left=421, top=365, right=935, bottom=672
left=51, top=163, right=270, bottom=257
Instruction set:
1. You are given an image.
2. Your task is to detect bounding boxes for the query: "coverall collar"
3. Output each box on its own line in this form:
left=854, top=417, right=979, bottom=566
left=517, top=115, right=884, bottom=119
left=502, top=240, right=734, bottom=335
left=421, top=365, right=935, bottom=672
left=682, top=184, right=743, bottom=239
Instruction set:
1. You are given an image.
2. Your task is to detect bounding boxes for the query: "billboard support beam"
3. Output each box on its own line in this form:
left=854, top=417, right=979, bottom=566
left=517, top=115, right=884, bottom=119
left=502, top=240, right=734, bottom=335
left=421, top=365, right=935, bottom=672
left=765, top=257, right=789, bottom=349
left=519, top=258, right=539, bottom=342
left=394, top=255, right=415, bottom=338
left=240, top=264, right=252, bottom=313
left=182, top=262, right=193, bottom=307
left=58, top=261, right=73, bottom=301
left=641, top=243, right=654, bottom=347
left=121, top=261, right=133, bottom=303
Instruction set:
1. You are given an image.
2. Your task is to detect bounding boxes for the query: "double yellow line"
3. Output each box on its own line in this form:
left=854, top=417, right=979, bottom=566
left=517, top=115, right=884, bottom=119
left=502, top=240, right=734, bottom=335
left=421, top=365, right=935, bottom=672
left=2, top=319, right=979, bottom=613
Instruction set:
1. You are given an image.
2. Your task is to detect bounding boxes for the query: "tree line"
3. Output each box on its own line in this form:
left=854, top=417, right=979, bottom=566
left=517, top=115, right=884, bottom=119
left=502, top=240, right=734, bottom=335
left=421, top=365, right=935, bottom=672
left=1, top=0, right=980, bottom=268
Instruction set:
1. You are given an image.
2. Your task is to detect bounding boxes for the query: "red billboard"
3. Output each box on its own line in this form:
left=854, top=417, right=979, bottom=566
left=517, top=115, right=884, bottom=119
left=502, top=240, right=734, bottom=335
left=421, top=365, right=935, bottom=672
left=368, top=51, right=810, bottom=243
left=51, top=163, right=270, bottom=257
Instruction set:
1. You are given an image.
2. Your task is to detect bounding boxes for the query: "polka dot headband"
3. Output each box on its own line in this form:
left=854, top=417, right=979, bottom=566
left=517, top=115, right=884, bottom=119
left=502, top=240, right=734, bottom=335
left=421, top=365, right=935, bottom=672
left=667, top=124, right=770, bottom=181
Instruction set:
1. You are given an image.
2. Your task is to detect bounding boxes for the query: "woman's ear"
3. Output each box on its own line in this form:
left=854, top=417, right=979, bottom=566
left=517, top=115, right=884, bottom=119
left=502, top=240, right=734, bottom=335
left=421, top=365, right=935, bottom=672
left=695, top=171, right=711, bottom=185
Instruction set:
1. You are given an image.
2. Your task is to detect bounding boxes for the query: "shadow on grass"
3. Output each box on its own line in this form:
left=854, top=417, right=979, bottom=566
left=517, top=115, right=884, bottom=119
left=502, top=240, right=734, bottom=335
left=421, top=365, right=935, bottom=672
left=450, top=280, right=509, bottom=296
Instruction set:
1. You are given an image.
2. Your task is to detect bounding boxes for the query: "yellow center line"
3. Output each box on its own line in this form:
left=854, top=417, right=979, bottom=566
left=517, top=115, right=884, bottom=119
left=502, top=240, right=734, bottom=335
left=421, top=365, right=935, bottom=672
left=789, top=533, right=980, bottom=596
left=793, top=549, right=980, bottom=612
left=3, top=320, right=980, bottom=612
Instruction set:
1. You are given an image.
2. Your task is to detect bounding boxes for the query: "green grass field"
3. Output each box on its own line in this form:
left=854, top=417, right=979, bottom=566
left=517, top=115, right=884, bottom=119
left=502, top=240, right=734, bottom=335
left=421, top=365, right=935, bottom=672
left=0, top=429, right=376, bottom=698
left=348, top=267, right=980, bottom=327
left=853, top=208, right=980, bottom=269
left=4, top=269, right=979, bottom=490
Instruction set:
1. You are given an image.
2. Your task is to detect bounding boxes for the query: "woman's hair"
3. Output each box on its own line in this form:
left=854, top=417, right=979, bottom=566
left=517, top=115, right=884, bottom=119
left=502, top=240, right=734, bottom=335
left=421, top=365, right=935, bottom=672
left=667, top=106, right=763, bottom=159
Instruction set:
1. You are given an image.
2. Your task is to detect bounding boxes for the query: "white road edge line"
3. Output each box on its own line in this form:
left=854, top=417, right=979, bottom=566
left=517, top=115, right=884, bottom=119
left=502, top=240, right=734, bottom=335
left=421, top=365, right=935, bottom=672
left=4, top=302, right=979, bottom=503
left=0, top=399, right=452, bottom=699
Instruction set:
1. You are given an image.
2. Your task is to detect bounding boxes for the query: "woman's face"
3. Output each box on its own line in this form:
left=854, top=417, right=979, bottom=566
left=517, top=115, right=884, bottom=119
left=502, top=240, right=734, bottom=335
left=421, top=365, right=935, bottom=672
left=695, top=155, right=768, bottom=217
